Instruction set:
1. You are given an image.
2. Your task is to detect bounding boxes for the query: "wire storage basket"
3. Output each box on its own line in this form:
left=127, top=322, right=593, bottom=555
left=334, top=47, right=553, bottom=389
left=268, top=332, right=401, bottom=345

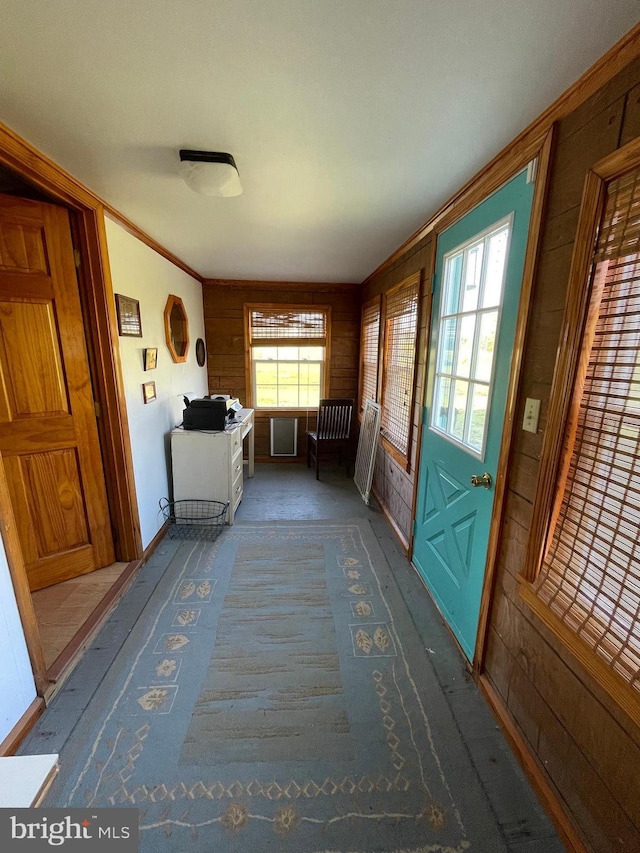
left=159, top=498, right=229, bottom=541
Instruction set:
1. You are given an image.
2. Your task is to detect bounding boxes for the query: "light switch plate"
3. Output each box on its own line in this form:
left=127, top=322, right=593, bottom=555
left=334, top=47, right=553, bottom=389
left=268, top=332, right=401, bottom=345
left=523, top=398, right=540, bottom=433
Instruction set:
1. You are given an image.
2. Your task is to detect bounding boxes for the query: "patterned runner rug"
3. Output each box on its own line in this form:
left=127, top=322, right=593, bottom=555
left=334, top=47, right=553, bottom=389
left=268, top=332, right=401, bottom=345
left=45, top=520, right=506, bottom=852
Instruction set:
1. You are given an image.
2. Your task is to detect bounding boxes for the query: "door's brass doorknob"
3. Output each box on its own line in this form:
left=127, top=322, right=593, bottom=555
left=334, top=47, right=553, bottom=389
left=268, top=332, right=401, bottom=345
left=471, top=472, right=492, bottom=489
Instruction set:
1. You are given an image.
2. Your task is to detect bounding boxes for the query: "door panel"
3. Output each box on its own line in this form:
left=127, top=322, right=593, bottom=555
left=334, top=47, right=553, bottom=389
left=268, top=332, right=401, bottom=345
left=0, top=297, right=68, bottom=416
left=0, top=194, right=114, bottom=590
left=413, top=170, right=534, bottom=660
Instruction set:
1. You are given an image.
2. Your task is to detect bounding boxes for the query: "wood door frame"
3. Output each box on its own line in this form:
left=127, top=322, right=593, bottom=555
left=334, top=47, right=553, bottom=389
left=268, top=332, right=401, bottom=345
left=0, top=121, right=143, bottom=695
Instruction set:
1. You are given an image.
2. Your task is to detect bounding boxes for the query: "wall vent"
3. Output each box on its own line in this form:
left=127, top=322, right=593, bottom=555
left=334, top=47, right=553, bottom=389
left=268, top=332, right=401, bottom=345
left=270, top=417, right=298, bottom=457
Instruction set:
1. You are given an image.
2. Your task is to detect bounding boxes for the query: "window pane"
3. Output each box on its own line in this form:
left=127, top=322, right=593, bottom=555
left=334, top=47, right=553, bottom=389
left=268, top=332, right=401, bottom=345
left=482, top=227, right=509, bottom=308
left=303, top=346, right=324, bottom=360
left=277, top=346, right=299, bottom=360
left=462, top=243, right=484, bottom=312
left=439, top=317, right=457, bottom=375
left=456, top=314, right=476, bottom=379
left=433, top=376, right=451, bottom=431
left=256, top=386, right=277, bottom=407
left=476, top=311, right=498, bottom=382
left=468, top=383, right=489, bottom=451
left=300, top=361, right=321, bottom=387
left=278, top=385, right=300, bottom=407
left=452, top=380, right=469, bottom=440
left=255, top=363, right=276, bottom=384
left=253, top=346, right=277, bottom=360
left=278, top=362, right=299, bottom=385
left=300, top=385, right=321, bottom=408
left=443, top=252, right=463, bottom=315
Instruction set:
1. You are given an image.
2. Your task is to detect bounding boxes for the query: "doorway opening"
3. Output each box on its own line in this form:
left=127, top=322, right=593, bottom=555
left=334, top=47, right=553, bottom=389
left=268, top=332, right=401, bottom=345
left=0, top=157, right=141, bottom=699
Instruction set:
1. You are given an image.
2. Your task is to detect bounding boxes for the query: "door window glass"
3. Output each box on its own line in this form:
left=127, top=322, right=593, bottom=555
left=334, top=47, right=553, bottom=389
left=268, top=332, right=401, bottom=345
left=430, top=217, right=511, bottom=455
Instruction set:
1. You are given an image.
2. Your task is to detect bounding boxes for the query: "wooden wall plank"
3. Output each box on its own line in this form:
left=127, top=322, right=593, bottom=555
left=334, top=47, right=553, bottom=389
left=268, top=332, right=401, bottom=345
left=621, top=81, right=640, bottom=145
left=546, top=97, right=625, bottom=219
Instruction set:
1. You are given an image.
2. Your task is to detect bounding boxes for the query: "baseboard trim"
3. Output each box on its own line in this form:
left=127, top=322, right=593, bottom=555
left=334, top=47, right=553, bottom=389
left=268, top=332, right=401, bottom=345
left=477, top=673, right=589, bottom=853
left=0, top=697, right=45, bottom=756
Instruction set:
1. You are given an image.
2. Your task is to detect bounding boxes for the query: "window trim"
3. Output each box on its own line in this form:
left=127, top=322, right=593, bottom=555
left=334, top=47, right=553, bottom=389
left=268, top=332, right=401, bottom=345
left=379, top=272, right=421, bottom=468
left=358, top=295, right=382, bottom=418
left=244, top=303, right=331, bottom=410
left=520, top=136, right=640, bottom=728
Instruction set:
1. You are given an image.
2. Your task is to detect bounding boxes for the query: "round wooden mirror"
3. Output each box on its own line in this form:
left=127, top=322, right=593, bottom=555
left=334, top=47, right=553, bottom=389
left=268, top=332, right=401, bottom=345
left=164, top=294, right=189, bottom=363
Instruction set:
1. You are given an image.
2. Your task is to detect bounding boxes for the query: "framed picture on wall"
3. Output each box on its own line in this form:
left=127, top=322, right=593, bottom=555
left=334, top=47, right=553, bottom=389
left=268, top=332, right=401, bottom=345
left=142, top=381, right=157, bottom=404
left=115, top=294, right=142, bottom=337
left=143, top=347, right=158, bottom=370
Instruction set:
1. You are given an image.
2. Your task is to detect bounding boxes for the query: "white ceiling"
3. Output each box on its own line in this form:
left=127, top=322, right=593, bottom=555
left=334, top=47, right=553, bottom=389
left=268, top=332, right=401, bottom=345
left=0, top=2, right=638, bottom=283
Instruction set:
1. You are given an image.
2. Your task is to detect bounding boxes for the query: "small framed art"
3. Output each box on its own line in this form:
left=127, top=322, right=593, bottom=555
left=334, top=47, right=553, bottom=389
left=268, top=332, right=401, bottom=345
left=143, top=347, right=158, bottom=370
left=142, top=381, right=157, bottom=404
left=115, top=294, right=143, bottom=337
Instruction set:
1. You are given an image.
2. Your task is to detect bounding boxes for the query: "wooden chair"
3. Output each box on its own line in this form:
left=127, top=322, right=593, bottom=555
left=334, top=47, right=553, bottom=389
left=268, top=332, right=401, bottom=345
left=306, top=398, right=355, bottom=480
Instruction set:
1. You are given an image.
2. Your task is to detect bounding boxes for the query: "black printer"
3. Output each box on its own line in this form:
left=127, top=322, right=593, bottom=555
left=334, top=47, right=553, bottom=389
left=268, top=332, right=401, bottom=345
left=182, top=396, right=241, bottom=431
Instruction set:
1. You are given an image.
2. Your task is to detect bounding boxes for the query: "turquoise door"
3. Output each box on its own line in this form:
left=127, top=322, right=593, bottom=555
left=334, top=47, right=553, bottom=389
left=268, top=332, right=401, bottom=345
left=413, top=169, right=534, bottom=660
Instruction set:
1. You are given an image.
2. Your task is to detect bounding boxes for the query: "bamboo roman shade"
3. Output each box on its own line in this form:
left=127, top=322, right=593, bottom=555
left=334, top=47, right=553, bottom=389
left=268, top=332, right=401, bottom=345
left=380, top=276, right=419, bottom=456
left=360, top=299, right=380, bottom=412
left=534, top=167, right=640, bottom=693
left=249, top=308, right=327, bottom=343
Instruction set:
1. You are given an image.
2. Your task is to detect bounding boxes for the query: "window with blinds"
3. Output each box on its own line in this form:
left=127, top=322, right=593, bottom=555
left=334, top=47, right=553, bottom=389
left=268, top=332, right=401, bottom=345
left=380, top=274, right=420, bottom=458
left=359, top=297, right=380, bottom=413
left=246, top=305, right=330, bottom=408
left=533, top=167, right=640, bottom=694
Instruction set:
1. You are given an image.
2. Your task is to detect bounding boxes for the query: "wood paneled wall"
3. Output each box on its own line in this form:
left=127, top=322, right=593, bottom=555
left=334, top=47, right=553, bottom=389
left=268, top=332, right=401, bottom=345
left=483, top=56, right=640, bottom=852
left=201, top=52, right=640, bottom=850
left=202, top=279, right=360, bottom=461
left=363, top=53, right=640, bottom=851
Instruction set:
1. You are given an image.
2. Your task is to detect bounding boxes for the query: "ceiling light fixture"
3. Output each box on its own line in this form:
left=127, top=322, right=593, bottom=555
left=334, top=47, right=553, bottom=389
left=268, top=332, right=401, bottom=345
left=179, top=149, right=242, bottom=197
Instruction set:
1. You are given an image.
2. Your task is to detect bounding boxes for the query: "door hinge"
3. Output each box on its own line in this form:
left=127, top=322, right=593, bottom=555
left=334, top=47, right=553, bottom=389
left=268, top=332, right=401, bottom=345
left=94, top=401, right=102, bottom=418
left=73, top=249, right=81, bottom=269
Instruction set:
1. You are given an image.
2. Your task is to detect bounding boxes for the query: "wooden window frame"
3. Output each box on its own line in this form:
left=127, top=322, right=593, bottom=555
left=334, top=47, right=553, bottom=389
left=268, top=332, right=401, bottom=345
left=379, top=272, right=421, bottom=469
left=243, top=303, right=331, bottom=411
left=520, top=136, right=640, bottom=728
left=358, top=295, right=382, bottom=418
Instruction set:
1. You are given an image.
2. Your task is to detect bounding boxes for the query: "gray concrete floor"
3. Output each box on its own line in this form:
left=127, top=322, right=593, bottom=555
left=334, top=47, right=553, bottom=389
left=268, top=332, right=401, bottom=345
left=20, top=462, right=565, bottom=852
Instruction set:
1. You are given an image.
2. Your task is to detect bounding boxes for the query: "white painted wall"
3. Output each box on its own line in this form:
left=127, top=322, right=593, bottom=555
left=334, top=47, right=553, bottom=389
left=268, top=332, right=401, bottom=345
left=104, top=217, right=209, bottom=549
left=0, top=541, right=36, bottom=743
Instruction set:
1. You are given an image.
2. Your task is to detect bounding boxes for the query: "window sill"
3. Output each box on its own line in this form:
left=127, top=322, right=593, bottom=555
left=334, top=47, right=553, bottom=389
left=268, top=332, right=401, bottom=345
left=379, top=434, right=411, bottom=473
left=253, top=408, right=318, bottom=414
